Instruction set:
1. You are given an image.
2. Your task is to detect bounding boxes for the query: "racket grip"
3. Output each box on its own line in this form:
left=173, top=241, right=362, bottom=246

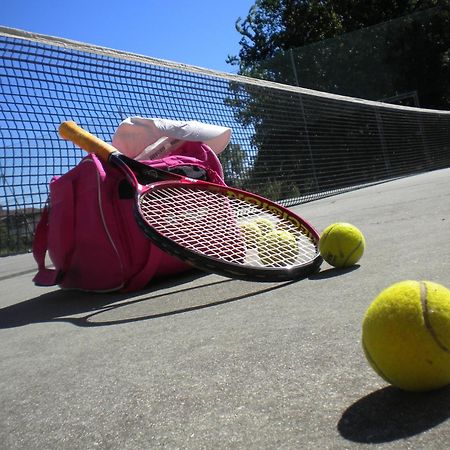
left=58, top=121, right=117, bottom=162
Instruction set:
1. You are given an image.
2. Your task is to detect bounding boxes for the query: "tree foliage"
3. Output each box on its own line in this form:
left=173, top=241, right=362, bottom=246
left=223, top=1, right=450, bottom=202
left=228, top=0, right=450, bottom=108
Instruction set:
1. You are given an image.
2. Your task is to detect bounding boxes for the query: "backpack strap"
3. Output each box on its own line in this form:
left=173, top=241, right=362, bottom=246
left=32, top=206, right=60, bottom=286
left=32, top=177, right=76, bottom=287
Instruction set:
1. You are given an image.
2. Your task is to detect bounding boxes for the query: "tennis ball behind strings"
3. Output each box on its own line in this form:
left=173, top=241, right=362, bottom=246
left=240, top=221, right=262, bottom=248
left=319, top=222, right=365, bottom=268
left=254, top=218, right=276, bottom=235
left=362, top=280, right=450, bottom=392
left=258, top=229, right=299, bottom=266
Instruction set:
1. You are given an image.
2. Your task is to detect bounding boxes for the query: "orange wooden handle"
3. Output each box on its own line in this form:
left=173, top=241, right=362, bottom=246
left=58, top=121, right=117, bottom=162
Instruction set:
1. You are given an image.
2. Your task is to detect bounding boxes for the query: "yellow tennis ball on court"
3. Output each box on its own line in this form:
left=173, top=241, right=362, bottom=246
left=240, top=221, right=263, bottom=248
left=362, top=280, right=450, bottom=392
left=254, top=218, right=276, bottom=235
left=319, top=222, right=365, bottom=268
left=258, top=229, right=298, bottom=266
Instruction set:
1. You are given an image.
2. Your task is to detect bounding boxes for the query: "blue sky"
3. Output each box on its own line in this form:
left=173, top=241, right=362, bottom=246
left=1, top=0, right=256, bottom=73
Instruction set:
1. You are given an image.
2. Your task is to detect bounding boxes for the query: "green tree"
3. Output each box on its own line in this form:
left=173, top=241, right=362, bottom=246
left=384, top=6, right=450, bottom=108
left=224, top=1, right=450, bottom=200
left=230, top=2, right=446, bottom=73
left=219, top=142, right=248, bottom=187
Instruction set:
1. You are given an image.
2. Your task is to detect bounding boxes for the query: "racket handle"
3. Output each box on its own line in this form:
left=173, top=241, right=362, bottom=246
left=59, top=121, right=117, bottom=162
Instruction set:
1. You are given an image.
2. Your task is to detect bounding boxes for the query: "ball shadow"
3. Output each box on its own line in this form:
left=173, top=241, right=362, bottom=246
left=338, top=385, right=450, bottom=443
left=309, top=264, right=360, bottom=280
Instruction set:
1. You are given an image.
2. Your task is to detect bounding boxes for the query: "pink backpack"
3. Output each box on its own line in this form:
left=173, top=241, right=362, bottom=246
left=32, top=142, right=226, bottom=292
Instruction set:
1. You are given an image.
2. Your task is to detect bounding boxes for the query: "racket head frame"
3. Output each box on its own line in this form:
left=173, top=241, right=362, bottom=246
left=133, top=179, right=323, bottom=281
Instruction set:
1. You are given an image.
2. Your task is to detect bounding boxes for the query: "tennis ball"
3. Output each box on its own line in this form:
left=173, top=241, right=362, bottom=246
left=240, top=221, right=262, bottom=248
left=362, top=280, right=450, bottom=392
left=258, top=229, right=299, bottom=266
left=319, top=222, right=365, bottom=268
left=254, top=218, right=276, bottom=235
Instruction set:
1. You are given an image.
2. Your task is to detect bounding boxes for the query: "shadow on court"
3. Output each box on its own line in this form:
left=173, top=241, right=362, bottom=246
left=338, top=385, right=450, bottom=443
left=2, top=169, right=450, bottom=449
left=0, top=270, right=297, bottom=328
left=309, top=264, right=360, bottom=280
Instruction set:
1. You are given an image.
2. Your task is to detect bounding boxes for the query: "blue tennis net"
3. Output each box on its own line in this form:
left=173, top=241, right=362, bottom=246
left=1, top=27, right=450, bottom=255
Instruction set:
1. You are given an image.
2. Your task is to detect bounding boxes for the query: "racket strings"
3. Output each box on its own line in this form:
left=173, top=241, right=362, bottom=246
left=139, top=186, right=317, bottom=268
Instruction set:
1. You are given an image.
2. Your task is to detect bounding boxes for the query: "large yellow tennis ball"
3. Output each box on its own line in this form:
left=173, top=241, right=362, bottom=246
left=319, top=222, right=365, bottom=268
left=258, top=229, right=299, bottom=266
left=362, top=280, right=450, bottom=392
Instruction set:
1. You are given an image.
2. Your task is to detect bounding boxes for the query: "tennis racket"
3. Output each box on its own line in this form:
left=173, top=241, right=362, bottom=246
left=59, top=121, right=322, bottom=281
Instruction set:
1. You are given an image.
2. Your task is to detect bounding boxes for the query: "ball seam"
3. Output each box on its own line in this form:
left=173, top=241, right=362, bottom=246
left=319, top=224, right=335, bottom=248
left=361, top=338, right=395, bottom=386
left=420, top=281, right=450, bottom=355
left=343, top=239, right=363, bottom=266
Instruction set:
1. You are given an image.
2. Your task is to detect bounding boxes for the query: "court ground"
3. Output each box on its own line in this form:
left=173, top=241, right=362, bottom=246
left=1, top=169, right=449, bottom=449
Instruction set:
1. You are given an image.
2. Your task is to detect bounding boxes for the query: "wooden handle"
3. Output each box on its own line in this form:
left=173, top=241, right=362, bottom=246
left=58, top=121, right=118, bottom=162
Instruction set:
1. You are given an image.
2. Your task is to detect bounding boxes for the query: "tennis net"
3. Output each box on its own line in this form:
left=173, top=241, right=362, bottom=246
left=1, top=26, right=450, bottom=255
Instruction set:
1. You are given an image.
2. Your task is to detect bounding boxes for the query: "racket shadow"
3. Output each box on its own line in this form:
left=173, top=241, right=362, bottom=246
left=0, top=270, right=206, bottom=329
left=80, top=279, right=297, bottom=327
left=337, top=385, right=450, bottom=443
left=0, top=271, right=296, bottom=328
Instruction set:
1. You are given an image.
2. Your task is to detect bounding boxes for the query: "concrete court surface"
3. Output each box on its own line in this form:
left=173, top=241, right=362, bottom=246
left=1, top=168, right=449, bottom=450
